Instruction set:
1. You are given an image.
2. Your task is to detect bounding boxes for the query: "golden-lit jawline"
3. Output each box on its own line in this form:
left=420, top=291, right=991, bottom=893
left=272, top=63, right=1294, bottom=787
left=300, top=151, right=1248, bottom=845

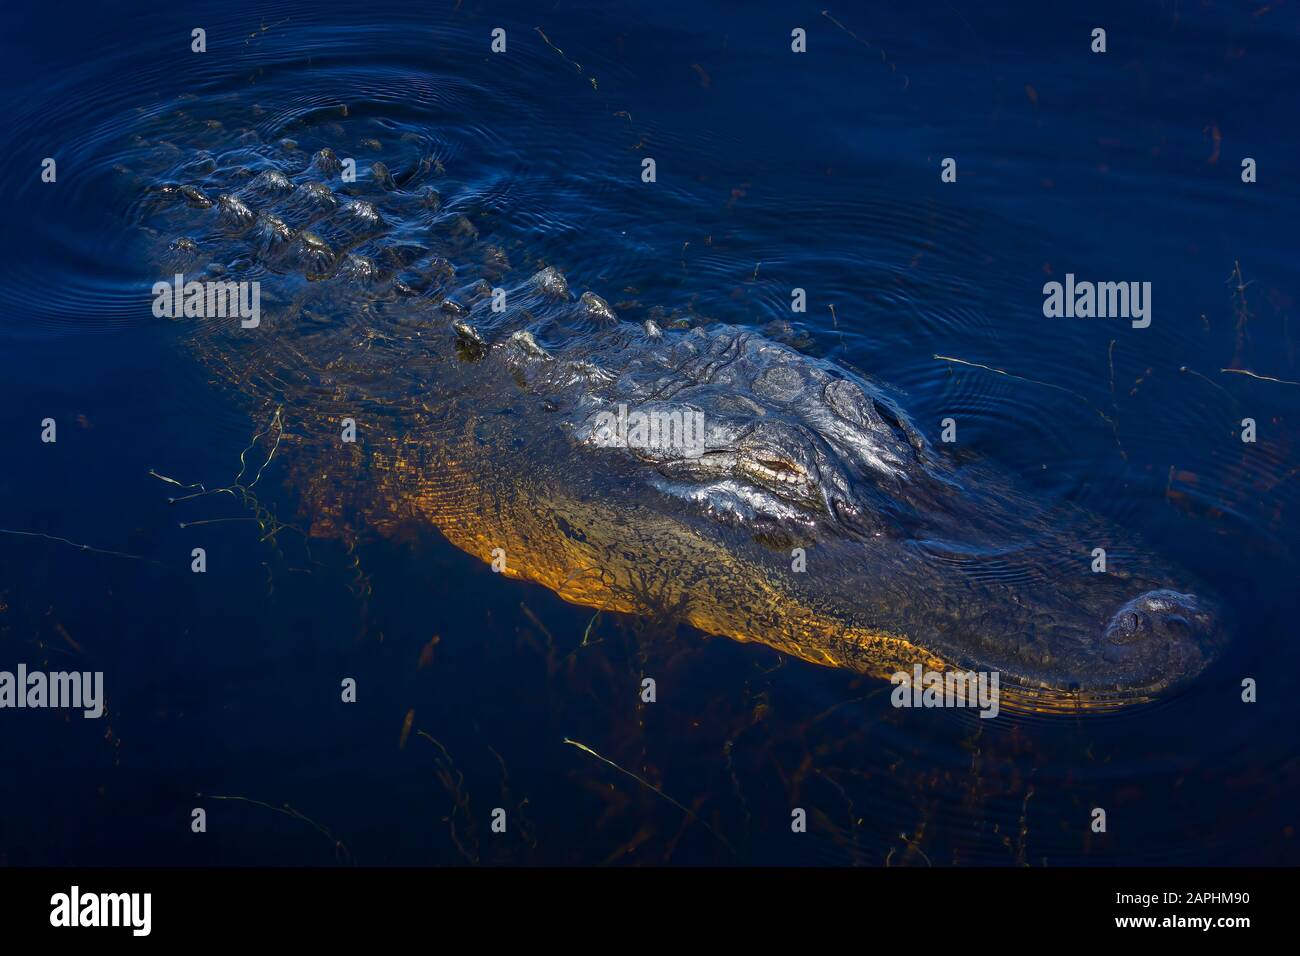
left=278, top=418, right=1152, bottom=718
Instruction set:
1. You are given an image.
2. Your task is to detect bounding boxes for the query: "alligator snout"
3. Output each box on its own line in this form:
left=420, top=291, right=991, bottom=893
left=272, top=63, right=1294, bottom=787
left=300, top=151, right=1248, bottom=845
left=142, top=132, right=1231, bottom=710
left=1101, top=589, right=1225, bottom=690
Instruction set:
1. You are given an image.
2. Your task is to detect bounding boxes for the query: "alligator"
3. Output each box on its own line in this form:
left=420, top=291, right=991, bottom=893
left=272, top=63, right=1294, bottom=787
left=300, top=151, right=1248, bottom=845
left=126, top=121, right=1227, bottom=713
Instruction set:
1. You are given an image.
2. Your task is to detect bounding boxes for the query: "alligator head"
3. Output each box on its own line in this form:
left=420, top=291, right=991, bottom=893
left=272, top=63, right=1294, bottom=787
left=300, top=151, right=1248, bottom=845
left=496, top=315, right=1229, bottom=711
left=131, top=131, right=1229, bottom=714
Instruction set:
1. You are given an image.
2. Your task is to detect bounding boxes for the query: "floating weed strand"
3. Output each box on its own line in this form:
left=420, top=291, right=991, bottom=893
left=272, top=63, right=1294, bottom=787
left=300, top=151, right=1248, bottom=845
left=829, top=304, right=847, bottom=351
left=244, top=16, right=290, bottom=47
left=2, top=412, right=285, bottom=571
left=165, top=487, right=235, bottom=505
left=1228, top=260, right=1255, bottom=367
left=520, top=600, right=558, bottom=677
left=1179, top=365, right=1244, bottom=413
left=1220, top=367, right=1300, bottom=387
left=581, top=610, right=601, bottom=647
left=417, top=731, right=479, bottom=864
left=935, top=353, right=1124, bottom=458
left=488, top=742, right=537, bottom=850
left=1107, top=339, right=1117, bottom=400
left=234, top=405, right=284, bottom=486
left=152, top=406, right=305, bottom=555
left=148, top=469, right=205, bottom=492
left=519, top=601, right=556, bottom=647
left=0, top=529, right=167, bottom=568
left=1106, top=340, right=1127, bottom=457
left=247, top=407, right=285, bottom=488
left=1015, top=783, right=1036, bottom=867
left=821, top=9, right=911, bottom=90
left=200, top=793, right=353, bottom=864
left=561, top=609, right=605, bottom=663
left=177, top=517, right=259, bottom=529
left=563, top=737, right=736, bottom=855
left=815, top=766, right=860, bottom=841
left=899, top=829, right=933, bottom=866
left=722, top=735, right=753, bottom=836
left=934, top=354, right=1116, bottom=425
left=535, top=27, right=598, bottom=90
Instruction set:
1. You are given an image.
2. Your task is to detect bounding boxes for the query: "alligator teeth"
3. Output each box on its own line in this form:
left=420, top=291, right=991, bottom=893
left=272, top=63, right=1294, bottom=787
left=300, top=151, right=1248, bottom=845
left=740, top=457, right=808, bottom=487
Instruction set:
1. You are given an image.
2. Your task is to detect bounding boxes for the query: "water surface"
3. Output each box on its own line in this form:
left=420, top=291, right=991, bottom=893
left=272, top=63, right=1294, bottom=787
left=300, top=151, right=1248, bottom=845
left=0, top=0, right=1297, bottom=865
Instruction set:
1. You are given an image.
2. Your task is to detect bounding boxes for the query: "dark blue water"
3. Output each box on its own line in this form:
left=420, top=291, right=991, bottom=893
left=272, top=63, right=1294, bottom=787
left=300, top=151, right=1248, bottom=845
left=1, top=0, right=1297, bottom=865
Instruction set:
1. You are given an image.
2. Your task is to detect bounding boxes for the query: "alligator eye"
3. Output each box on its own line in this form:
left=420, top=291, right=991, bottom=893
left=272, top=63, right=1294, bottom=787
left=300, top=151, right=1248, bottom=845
left=1109, top=610, right=1151, bottom=645
left=756, top=458, right=799, bottom=474
left=1125, top=611, right=1149, bottom=634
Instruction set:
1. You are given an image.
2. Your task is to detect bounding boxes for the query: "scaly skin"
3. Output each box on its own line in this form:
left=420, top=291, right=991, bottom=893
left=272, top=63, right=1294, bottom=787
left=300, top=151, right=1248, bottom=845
left=130, top=138, right=1229, bottom=713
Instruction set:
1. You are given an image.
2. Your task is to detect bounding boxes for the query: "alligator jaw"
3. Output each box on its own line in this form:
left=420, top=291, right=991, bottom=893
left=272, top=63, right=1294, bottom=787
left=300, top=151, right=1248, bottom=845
left=135, top=136, right=1229, bottom=712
